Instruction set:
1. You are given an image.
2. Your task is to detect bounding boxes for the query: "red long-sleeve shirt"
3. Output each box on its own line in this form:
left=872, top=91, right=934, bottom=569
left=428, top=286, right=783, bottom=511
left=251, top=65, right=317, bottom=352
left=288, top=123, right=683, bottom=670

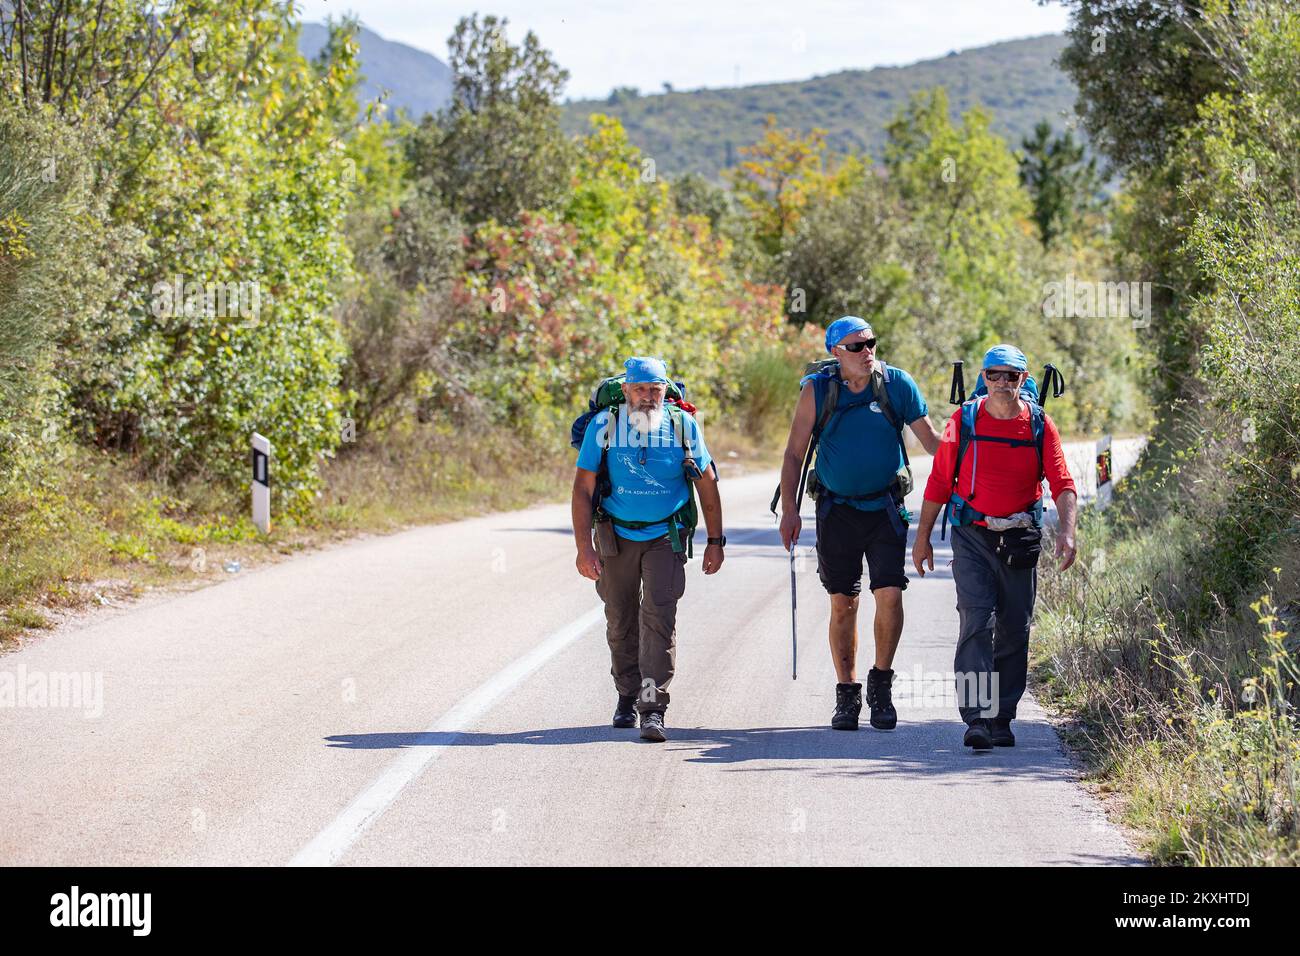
left=923, top=400, right=1076, bottom=518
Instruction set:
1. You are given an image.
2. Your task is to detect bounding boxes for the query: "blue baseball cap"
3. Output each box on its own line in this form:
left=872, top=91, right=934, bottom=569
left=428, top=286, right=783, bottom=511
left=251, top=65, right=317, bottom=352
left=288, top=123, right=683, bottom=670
left=825, top=316, right=874, bottom=354
left=624, top=356, right=671, bottom=384
left=982, top=344, right=1028, bottom=371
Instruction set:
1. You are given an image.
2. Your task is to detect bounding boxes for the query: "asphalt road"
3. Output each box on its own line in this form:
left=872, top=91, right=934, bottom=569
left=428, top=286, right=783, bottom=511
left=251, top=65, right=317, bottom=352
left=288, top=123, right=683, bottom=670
left=0, top=438, right=1144, bottom=866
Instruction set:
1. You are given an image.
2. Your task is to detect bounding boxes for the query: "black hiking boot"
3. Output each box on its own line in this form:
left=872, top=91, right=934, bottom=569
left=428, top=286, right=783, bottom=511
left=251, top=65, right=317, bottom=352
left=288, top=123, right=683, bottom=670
left=639, top=711, right=667, bottom=742
left=613, top=695, right=637, bottom=728
left=831, top=682, right=863, bottom=730
left=964, top=719, right=993, bottom=751
left=866, top=667, right=897, bottom=730
left=991, top=718, right=1016, bottom=747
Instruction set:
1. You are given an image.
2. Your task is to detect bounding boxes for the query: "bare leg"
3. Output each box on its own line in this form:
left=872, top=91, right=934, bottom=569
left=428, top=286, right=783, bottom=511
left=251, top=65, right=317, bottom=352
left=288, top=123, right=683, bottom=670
left=871, top=586, right=904, bottom=670
left=829, top=593, right=860, bottom=682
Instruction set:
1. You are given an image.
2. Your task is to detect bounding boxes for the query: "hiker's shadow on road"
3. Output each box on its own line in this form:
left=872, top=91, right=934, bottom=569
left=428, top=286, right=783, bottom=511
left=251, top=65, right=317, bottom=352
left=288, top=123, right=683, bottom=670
left=667, top=724, right=1077, bottom=783
left=324, top=723, right=1074, bottom=783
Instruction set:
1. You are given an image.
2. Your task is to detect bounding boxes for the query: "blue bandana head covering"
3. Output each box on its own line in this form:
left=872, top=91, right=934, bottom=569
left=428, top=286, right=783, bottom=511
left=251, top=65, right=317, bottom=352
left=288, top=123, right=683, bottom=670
left=624, top=356, right=671, bottom=384
left=824, top=316, right=873, bottom=354
left=981, top=343, right=1028, bottom=371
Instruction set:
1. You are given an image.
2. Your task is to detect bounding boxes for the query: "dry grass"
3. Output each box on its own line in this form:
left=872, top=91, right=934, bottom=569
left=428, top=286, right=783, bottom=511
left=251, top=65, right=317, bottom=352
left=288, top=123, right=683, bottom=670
left=1034, top=506, right=1300, bottom=865
left=0, top=412, right=786, bottom=648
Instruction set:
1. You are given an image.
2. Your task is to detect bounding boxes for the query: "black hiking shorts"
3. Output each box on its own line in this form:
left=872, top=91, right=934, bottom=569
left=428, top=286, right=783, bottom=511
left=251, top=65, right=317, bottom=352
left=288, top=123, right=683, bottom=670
left=815, top=501, right=908, bottom=596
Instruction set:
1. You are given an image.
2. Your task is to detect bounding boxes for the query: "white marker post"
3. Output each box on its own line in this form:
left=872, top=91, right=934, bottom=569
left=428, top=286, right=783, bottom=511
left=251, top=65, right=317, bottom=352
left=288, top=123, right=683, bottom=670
left=252, top=432, right=271, bottom=534
left=1095, top=434, right=1113, bottom=509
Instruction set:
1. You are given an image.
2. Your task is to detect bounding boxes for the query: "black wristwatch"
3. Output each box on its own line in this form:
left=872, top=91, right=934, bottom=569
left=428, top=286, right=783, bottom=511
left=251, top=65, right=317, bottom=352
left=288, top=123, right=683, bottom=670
left=707, top=535, right=727, bottom=547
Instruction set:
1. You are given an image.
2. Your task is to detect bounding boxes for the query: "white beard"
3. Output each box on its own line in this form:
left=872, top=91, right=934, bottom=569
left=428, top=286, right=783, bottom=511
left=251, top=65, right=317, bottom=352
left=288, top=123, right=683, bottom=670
left=626, top=405, right=665, bottom=437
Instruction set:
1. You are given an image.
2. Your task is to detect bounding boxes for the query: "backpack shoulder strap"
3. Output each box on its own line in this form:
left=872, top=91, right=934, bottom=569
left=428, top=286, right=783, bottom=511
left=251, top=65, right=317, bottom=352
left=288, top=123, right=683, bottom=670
left=810, top=371, right=840, bottom=439
left=771, top=371, right=839, bottom=515
left=600, top=407, right=616, bottom=450
left=592, top=407, right=618, bottom=511
left=1029, top=402, right=1046, bottom=481
left=871, top=366, right=909, bottom=468
left=870, top=367, right=903, bottom=433
left=667, top=403, right=685, bottom=445
left=951, top=397, right=983, bottom=497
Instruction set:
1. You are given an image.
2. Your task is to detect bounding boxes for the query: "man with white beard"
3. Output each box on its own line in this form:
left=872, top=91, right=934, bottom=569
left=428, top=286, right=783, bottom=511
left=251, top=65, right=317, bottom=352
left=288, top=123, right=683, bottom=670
left=572, top=357, right=725, bottom=742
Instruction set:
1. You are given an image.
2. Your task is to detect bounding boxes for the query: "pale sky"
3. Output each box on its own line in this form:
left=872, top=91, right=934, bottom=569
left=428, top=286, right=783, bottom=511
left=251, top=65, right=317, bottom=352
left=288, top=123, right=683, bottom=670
left=293, top=0, right=1073, bottom=100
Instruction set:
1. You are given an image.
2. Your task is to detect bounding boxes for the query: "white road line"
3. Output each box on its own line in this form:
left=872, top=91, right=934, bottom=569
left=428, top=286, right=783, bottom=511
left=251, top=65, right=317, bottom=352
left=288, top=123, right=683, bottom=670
left=290, top=525, right=774, bottom=867
left=289, top=604, right=606, bottom=867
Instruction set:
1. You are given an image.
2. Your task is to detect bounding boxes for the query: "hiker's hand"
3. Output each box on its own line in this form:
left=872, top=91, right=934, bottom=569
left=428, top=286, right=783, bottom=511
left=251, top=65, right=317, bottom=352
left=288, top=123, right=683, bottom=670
left=913, top=539, right=934, bottom=577
left=702, top=543, right=725, bottom=575
left=779, top=511, right=801, bottom=551
left=1056, top=531, right=1077, bottom=571
left=576, top=544, right=602, bottom=580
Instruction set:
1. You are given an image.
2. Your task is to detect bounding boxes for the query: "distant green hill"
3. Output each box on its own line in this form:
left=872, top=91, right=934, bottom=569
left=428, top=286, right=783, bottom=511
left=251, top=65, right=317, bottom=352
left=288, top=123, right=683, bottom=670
left=561, top=34, right=1077, bottom=180
left=299, top=22, right=452, bottom=120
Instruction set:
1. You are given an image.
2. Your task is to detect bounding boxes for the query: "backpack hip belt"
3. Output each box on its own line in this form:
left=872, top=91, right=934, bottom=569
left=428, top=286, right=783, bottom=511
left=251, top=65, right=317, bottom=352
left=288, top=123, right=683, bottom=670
left=596, top=498, right=698, bottom=557
left=808, top=473, right=902, bottom=505
left=944, top=494, right=1044, bottom=532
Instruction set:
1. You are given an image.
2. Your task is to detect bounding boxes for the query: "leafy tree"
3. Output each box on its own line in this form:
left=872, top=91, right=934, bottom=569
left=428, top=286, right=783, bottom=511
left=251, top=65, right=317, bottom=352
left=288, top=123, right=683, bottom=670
left=670, top=173, right=731, bottom=232
left=1, top=2, right=362, bottom=511
left=884, top=89, right=1034, bottom=363
left=1018, top=120, right=1101, bottom=247
left=408, top=15, right=572, bottom=226
left=0, top=103, right=137, bottom=482
left=778, top=172, right=937, bottom=336
left=337, top=124, right=466, bottom=438
left=454, top=115, right=785, bottom=427
left=728, top=116, right=864, bottom=261
left=1055, top=0, right=1235, bottom=407
left=1055, top=0, right=1229, bottom=176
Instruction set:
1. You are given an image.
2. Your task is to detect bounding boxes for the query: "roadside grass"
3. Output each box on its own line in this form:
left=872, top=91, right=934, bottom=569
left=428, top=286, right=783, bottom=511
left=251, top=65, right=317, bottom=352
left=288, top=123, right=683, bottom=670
left=0, top=410, right=787, bottom=647
left=1034, top=504, right=1300, bottom=865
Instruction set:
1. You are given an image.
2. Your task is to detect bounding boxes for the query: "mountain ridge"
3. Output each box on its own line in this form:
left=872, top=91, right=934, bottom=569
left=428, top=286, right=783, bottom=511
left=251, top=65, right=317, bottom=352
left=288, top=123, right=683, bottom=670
left=299, top=25, right=1077, bottom=179
left=561, top=34, right=1076, bottom=178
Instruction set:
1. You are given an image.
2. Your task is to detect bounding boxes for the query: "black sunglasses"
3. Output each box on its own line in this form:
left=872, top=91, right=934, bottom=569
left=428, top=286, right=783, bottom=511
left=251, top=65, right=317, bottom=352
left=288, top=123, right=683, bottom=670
left=984, top=369, right=1023, bottom=382
left=839, top=337, right=877, bottom=353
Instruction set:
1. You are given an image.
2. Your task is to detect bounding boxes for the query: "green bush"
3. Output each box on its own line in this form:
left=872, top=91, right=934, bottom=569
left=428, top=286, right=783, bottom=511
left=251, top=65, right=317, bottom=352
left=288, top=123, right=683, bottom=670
left=0, top=100, right=133, bottom=485
left=1037, top=0, right=1300, bottom=865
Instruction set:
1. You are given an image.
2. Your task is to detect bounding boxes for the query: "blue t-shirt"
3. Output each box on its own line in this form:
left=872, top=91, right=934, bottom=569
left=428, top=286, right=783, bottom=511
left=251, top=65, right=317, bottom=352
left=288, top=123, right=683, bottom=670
left=808, top=363, right=926, bottom=512
left=575, top=406, right=713, bottom=540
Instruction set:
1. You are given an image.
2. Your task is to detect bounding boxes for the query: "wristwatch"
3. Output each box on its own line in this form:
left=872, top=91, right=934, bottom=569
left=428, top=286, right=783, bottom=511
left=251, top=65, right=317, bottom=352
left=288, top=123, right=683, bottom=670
left=707, top=535, right=727, bottom=547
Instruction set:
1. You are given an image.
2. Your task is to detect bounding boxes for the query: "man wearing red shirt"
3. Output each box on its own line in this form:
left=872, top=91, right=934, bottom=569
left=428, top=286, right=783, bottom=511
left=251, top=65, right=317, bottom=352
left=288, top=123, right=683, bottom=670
left=911, top=344, right=1078, bottom=750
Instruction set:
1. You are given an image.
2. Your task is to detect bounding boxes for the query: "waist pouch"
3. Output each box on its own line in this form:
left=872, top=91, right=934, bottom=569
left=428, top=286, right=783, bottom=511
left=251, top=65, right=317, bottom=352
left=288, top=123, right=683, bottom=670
left=894, top=465, right=914, bottom=498
left=593, top=516, right=619, bottom=557
left=981, top=525, right=1042, bottom=570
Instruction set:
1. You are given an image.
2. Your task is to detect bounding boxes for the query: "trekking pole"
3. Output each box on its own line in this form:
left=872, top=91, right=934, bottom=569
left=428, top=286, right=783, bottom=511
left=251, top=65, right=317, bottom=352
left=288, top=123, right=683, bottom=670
left=774, top=418, right=819, bottom=681
left=789, top=545, right=798, bottom=680
left=949, top=360, right=966, bottom=406
left=787, top=447, right=814, bottom=682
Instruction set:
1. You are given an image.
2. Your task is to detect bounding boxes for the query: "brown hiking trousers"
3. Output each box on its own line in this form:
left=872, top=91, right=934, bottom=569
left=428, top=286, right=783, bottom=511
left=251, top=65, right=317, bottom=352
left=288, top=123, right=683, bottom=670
left=594, top=532, right=686, bottom=714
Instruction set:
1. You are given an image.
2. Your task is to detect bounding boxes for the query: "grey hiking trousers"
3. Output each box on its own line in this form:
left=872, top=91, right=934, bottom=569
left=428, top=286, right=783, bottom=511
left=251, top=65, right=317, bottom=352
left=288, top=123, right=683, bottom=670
left=950, top=524, right=1037, bottom=724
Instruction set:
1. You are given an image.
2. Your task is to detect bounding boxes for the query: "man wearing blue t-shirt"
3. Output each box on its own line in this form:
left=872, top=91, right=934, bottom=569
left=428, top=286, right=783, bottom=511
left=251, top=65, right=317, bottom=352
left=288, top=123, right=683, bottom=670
left=778, top=317, right=941, bottom=732
left=572, top=357, right=725, bottom=743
